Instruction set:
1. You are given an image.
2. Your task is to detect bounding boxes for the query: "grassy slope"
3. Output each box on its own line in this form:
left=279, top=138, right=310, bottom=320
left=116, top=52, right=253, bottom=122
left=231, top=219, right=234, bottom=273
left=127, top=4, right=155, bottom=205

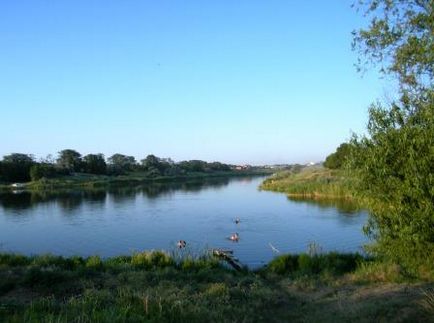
left=0, top=252, right=433, bottom=322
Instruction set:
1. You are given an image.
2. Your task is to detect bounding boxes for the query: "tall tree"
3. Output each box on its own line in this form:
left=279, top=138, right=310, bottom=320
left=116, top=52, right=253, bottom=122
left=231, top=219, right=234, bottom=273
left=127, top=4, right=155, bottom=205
left=0, top=153, right=34, bottom=182
left=107, top=154, right=136, bottom=174
left=351, top=0, right=434, bottom=275
left=57, top=149, right=82, bottom=172
left=82, top=154, right=107, bottom=175
left=141, top=155, right=171, bottom=175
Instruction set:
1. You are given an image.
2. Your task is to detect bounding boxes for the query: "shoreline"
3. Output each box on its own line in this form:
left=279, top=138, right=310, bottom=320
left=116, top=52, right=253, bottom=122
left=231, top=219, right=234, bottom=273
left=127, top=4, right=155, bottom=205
left=0, top=170, right=272, bottom=192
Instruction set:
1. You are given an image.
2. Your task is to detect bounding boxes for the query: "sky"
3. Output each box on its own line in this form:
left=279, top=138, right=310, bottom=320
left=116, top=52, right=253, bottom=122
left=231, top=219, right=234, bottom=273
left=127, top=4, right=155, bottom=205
left=0, top=1, right=392, bottom=165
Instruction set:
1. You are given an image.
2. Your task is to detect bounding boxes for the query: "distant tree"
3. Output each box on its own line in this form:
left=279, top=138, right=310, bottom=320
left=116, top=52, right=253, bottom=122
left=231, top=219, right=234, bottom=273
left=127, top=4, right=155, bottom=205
left=208, top=162, right=231, bottom=171
left=107, top=154, right=136, bottom=174
left=82, top=154, right=107, bottom=175
left=57, top=149, right=82, bottom=172
left=179, top=160, right=207, bottom=172
left=324, top=143, right=352, bottom=169
left=1, top=153, right=34, bottom=182
left=141, top=155, right=171, bottom=176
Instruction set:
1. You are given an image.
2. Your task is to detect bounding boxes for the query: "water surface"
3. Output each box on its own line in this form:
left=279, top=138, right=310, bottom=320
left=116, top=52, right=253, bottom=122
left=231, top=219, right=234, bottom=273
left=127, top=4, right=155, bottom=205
left=0, top=177, right=368, bottom=267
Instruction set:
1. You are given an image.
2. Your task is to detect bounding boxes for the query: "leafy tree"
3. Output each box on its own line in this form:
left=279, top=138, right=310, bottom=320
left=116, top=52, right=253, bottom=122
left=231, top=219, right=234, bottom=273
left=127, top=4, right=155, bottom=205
left=57, top=149, right=82, bottom=172
left=107, top=154, right=137, bottom=174
left=351, top=0, right=434, bottom=274
left=141, top=155, right=171, bottom=176
left=0, top=153, right=34, bottom=182
left=353, top=0, right=433, bottom=94
left=324, top=143, right=353, bottom=169
left=82, top=154, right=107, bottom=175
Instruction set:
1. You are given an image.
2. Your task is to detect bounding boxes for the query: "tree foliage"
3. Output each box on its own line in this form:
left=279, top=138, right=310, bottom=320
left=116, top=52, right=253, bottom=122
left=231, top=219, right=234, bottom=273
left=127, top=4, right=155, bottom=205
left=107, top=154, right=137, bottom=174
left=141, top=155, right=172, bottom=176
left=353, top=0, right=434, bottom=94
left=0, top=153, right=34, bottom=182
left=351, top=0, right=434, bottom=275
left=82, top=154, right=107, bottom=175
left=0, top=150, right=236, bottom=183
left=324, top=143, right=353, bottom=169
left=57, top=149, right=82, bottom=173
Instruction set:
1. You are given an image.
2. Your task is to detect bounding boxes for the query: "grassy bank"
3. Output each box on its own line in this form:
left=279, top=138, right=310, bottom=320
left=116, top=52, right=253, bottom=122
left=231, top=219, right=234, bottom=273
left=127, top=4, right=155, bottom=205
left=260, top=166, right=366, bottom=206
left=0, top=252, right=432, bottom=322
left=4, top=169, right=272, bottom=192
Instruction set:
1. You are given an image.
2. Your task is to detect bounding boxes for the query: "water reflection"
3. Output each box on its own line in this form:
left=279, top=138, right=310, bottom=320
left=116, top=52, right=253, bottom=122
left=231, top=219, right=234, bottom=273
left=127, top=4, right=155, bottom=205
left=0, top=177, right=232, bottom=212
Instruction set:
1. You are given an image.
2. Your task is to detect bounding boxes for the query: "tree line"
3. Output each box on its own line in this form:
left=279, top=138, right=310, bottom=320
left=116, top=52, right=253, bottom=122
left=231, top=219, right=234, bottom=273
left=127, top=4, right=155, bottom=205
left=0, top=149, right=232, bottom=183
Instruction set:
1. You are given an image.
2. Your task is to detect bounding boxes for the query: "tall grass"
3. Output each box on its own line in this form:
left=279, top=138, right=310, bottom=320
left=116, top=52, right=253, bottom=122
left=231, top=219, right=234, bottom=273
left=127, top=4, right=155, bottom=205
left=261, top=167, right=353, bottom=197
left=0, top=252, right=431, bottom=322
left=260, top=166, right=368, bottom=209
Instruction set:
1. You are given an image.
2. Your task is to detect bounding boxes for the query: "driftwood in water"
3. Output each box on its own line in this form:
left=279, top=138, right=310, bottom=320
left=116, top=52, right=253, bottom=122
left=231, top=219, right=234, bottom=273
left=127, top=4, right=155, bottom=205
left=213, top=249, right=242, bottom=271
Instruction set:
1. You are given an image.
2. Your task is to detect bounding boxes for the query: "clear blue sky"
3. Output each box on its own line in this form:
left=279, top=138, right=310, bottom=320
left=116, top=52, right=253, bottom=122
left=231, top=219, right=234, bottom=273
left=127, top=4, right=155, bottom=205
left=0, top=1, right=390, bottom=165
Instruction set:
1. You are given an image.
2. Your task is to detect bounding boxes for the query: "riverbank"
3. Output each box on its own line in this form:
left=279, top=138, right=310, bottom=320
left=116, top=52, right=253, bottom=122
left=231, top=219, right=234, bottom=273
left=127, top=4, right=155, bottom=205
left=0, top=169, right=272, bottom=192
left=0, top=252, right=432, bottom=322
left=260, top=166, right=366, bottom=205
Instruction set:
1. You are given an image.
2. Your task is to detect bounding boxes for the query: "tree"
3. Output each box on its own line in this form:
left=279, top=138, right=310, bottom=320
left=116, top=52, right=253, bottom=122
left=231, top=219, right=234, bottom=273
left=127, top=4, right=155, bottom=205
left=141, top=155, right=171, bottom=176
left=57, top=149, right=82, bottom=172
left=324, top=143, right=353, bottom=169
left=351, top=0, right=434, bottom=275
left=107, top=154, right=136, bottom=174
left=82, top=154, right=107, bottom=175
left=0, top=153, right=34, bottom=182
left=208, top=162, right=231, bottom=171
left=353, top=0, right=433, bottom=95
left=179, top=160, right=207, bottom=172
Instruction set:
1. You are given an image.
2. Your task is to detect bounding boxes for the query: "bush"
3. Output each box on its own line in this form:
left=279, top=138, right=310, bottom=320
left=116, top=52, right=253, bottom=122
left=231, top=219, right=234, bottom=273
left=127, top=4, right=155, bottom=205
left=267, top=253, right=363, bottom=277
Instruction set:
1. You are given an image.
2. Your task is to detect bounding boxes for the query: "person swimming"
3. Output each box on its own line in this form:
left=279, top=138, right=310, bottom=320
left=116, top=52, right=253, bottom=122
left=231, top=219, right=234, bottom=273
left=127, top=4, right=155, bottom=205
left=229, top=233, right=239, bottom=241
left=177, top=240, right=186, bottom=248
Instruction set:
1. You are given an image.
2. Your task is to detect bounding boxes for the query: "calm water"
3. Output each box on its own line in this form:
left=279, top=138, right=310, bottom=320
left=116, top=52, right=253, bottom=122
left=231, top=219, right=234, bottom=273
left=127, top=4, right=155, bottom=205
left=0, top=176, right=368, bottom=267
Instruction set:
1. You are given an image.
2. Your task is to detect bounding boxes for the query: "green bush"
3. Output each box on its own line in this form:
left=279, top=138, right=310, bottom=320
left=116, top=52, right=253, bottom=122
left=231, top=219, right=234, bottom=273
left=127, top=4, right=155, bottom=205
left=267, top=252, right=363, bottom=277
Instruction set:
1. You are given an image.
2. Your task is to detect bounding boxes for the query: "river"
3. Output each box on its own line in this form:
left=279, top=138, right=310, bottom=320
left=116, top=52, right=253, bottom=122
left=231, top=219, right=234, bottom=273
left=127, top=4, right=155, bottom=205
left=0, top=176, right=368, bottom=267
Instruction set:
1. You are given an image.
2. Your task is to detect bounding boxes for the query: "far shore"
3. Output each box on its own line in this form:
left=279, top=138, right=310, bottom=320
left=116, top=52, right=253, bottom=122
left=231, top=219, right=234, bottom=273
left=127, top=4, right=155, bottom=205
left=0, top=169, right=272, bottom=192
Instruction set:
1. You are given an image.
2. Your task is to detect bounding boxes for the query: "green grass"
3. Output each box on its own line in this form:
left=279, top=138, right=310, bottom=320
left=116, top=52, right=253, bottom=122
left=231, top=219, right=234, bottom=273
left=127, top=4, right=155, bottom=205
left=260, top=166, right=370, bottom=211
left=0, top=252, right=432, bottom=322
left=261, top=166, right=355, bottom=198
